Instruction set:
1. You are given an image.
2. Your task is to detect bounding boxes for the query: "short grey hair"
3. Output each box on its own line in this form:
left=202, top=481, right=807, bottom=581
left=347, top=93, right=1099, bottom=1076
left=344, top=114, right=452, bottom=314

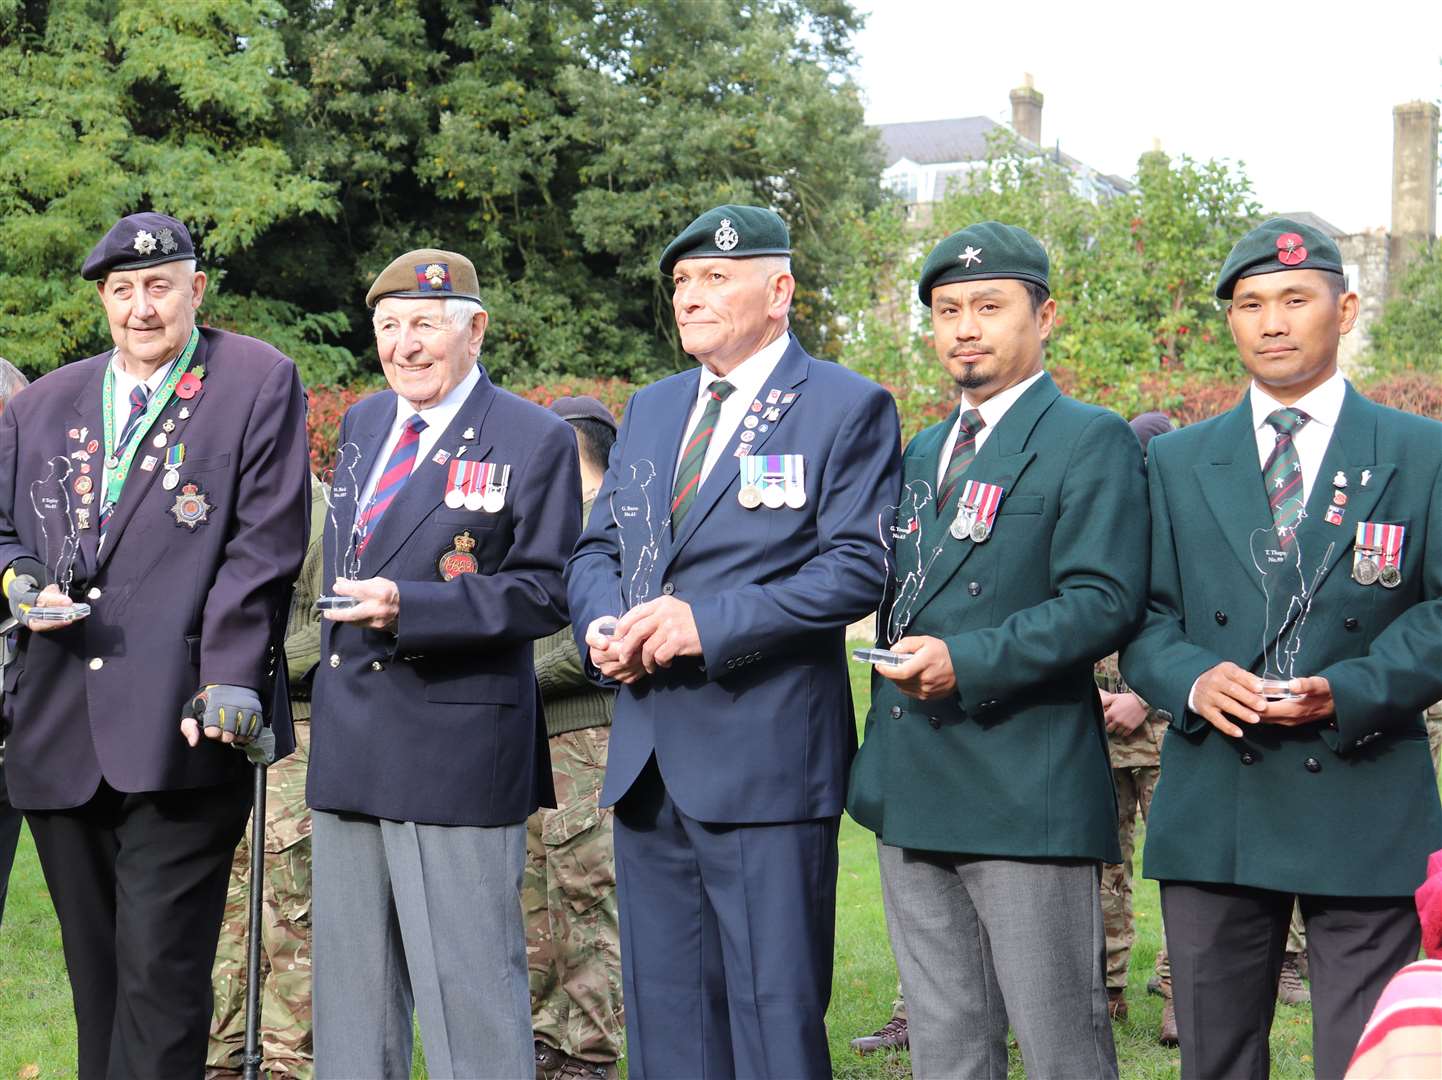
left=0, top=357, right=29, bottom=411
left=443, top=296, right=485, bottom=327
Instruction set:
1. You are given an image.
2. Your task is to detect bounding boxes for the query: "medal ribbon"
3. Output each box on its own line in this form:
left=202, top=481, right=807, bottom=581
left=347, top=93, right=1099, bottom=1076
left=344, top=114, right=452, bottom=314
left=101, top=328, right=199, bottom=514
left=1359, top=521, right=1405, bottom=568
left=786, top=454, right=804, bottom=496
left=958, top=480, right=1005, bottom=528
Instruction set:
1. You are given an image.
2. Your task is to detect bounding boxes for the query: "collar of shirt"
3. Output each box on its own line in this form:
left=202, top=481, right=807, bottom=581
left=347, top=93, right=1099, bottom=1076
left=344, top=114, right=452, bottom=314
left=680, top=332, right=791, bottom=487
left=937, top=369, right=1046, bottom=488
left=360, top=364, right=482, bottom=505
left=1248, top=369, right=1347, bottom=505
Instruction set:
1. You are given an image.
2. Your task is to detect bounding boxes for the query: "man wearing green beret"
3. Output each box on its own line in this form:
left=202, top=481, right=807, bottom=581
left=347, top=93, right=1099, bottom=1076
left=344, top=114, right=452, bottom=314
left=848, top=221, right=1146, bottom=1078
left=567, top=204, right=901, bottom=1077
left=1120, top=217, right=1442, bottom=1079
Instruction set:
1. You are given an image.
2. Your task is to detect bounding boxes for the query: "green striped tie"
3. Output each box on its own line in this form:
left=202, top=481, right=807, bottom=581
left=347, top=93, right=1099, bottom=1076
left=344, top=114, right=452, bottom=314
left=1263, top=407, right=1310, bottom=542
left=671, top=379, right=736, bottom=531
left=937, top=409, right=986, bottom=516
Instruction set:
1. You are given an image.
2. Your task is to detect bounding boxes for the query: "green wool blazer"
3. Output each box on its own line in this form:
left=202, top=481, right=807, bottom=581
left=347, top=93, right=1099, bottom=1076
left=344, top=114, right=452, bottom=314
left=1121, top=386, right=1442, bottom=897
left=848, top=374, right=1148, bottom=862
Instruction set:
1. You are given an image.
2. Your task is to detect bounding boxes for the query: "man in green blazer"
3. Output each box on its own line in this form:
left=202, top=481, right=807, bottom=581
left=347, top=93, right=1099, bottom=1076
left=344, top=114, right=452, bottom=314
left=848, top=222, right=1147, bottom=1079
left=1121, top=217, right=1442, bottom=1080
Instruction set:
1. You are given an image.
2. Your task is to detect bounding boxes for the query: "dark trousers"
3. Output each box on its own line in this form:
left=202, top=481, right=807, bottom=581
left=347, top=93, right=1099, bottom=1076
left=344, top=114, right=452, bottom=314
left=0, top=758, right=22, bottom=926
left=613, top=757, right=839, bottom=1079
left=26, top=778, right=251, bottom=1080
left=1161, top=880, right=1420, bottom=1080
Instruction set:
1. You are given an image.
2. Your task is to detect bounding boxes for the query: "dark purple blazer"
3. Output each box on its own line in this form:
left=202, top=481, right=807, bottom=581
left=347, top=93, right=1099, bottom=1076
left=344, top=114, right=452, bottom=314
left=0, top=328, right=311, bottom=809
left=306, top=369, right=579, bottom=827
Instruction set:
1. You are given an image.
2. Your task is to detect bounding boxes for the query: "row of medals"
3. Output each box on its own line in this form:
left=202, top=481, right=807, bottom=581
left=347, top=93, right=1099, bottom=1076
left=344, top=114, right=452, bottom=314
left=738, top=477, right=805, bottom=510
left=1353, top=550, right=1400, bottom=588
left=950, top=506, right=991, bottom=543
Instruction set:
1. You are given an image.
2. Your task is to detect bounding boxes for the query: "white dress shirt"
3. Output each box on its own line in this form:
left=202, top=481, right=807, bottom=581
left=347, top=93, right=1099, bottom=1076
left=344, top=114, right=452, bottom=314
left=359, top=364, right=481, bottom=507
left=935, top=370, right=1046, bottom=488
left=676, top=333, right=790, bottom=488
left=1248, top=369, right=1346, bottom=507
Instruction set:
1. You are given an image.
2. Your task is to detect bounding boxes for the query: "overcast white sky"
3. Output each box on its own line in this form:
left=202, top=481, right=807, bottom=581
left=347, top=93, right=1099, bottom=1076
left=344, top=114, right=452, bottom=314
left=852, top=0, right=1441, bottom=234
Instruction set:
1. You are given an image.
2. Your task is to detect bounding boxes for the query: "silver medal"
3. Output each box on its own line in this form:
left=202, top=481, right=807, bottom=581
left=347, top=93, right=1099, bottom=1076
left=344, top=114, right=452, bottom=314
left=969, top=520, right=990, bottom=543
left=950, top=517, right=967, bottom=540
left=1379, top=563, right=1402, bottom=589
left=482, top=488, right=505, bottom=514
left=445, top=488, right=466, bottom=509
left=465, top=490, right=486, bottom=512
left=784, top=486, right=806, bottom=509
left=1353, top=555, right=1380, bottom=586
left=162, top=469, right=179, bottom=491
left=738, top=485, right=762, bottom=509
left=152, top=433, right=167, bottom=448
left=761, top=484, right=785, bottom=510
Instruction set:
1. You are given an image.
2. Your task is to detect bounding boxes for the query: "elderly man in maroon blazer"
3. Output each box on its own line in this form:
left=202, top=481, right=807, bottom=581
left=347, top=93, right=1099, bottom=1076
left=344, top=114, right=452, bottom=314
left=0, top=212, right=310, bottom=1079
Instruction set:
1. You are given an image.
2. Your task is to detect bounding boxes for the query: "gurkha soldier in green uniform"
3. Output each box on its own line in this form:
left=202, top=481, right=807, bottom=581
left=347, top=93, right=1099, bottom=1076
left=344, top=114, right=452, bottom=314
left=206, top=472, right=326, bottom=1079
left=527, top=398, right=623, bottom=1080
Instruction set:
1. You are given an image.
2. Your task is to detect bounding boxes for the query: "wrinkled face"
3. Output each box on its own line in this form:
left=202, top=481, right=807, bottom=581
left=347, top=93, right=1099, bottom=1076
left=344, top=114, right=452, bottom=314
left=97, top=262, right=206, bottom=371
left=373, top=298, right=487, bottom=410
left=671, top=257, right=793, bottom=372
left=929, top=279, right=1054, bottom=404
left=1226, top=270, right=1356, bottom=400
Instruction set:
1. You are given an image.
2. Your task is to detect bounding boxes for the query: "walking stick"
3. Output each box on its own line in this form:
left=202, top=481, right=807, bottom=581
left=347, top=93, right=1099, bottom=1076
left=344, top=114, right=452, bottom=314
left=242, top=759, right=268, bottom=1080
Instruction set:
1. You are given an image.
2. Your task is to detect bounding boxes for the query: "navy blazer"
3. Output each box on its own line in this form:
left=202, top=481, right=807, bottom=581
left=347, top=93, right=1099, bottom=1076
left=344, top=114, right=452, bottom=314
left=565, top=335, right=902, bottom=824
left=307, top=369, right=580, bottom=827
left=0, top=329, right=311, bottom=809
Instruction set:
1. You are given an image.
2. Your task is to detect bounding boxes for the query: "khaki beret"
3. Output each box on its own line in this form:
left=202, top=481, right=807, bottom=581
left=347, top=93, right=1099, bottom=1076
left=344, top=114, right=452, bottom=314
left=366, top=248, right=484, bottom=308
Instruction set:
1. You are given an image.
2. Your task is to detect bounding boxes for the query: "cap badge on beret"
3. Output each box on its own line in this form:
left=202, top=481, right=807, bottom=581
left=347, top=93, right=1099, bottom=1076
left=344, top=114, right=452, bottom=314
left=133, top=231, right=157, bottom=256
left=1276, top=233, right=1307, bottom=266
left=959, top=245, right=983, bottom=268
left=714, top=218, right=739, bottom=252
left=416, top=262, right=453, bottom=293
left=157, top=229, right=178, bottom=254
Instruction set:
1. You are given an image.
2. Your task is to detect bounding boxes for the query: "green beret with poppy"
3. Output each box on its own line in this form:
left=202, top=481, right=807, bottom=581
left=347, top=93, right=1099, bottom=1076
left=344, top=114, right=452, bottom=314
left=917, top=221, right=1050, bottom=306
left=1215, top=217, right=1345, bottom=300
left=658, top=204, right=791, bottom=275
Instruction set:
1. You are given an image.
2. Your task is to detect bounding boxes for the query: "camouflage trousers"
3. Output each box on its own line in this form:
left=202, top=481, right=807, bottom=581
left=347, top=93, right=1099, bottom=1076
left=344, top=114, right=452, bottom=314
left=207, top=721, right=313, bottom=1079
left=524, top=726, right=624, bottom=1064
left=1102, top=764, right=1169, bottom=991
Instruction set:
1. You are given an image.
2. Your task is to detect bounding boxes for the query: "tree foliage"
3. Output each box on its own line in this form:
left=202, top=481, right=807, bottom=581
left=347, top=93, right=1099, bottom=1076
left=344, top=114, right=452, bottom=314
left=840, top=134, right=1261, bottom=426
left=1365, top=240, right=1442, bottom=375
left=0, top=0, right=881, bottom=387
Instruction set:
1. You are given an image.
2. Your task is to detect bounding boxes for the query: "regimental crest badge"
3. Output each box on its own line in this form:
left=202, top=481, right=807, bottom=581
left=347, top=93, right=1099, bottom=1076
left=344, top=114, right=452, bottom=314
left=157, top=228, right=177, bottom=254
left=416, top=262, right=453, bottom=293
left=1276, top=232, right=1307, bottom=266
left=959, top=245, right=983, bottom=268
left=714, top=218, right=739, bottom=252
left=133, top=230, right=158, bottom=255
left=438, top=531, right=480, bottom=580
left=170, top=482, right=212, bottom=529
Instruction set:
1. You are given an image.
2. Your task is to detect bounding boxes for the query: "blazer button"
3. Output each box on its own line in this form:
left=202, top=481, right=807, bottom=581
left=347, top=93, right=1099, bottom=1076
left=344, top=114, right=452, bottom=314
left=1344, top=617, right=1359, bottom=631
left=662, top=582, right=675, bottom=596
left=329, top=654, right=340, bottom=668
left=87, top=587, right=102, bottom=600
left=1215, top=611, right=1228, bottom=626
left=929, top=717, right=941, bottom=730
left=1304, top=757, right=1321, bottom=773
left=370, top=660, right=384, bottom=672
left=1240, top=751, right=1255, bottom=765
left=889, top=705, right=902, bottom=719
left=968, top=581, right=981, bottom=597
left=88, top=657, right=104, bottom=671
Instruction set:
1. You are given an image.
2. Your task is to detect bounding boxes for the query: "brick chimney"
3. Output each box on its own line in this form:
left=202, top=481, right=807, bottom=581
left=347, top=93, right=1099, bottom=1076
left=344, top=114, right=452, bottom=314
left=1389, top=99, right=1439, bottom=291
left=1010, top=74, right=1043, bottom=145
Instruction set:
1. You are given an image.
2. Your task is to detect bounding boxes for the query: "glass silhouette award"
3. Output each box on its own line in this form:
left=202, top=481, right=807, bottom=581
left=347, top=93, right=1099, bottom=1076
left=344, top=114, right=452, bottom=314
left=316, top=442, right=364, bottom=612
left=1249, top=498, right=1334, bottom=701
left=610, top=458, right=664, bottom=616
left=878, top=479, right=946, bottom=646
left=27, top=456, right=90, bottom=622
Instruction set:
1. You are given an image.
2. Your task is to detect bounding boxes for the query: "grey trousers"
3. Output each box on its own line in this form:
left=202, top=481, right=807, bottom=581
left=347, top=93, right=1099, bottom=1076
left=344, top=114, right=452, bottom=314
left=877, top=840, right=1118, bottom=1080
left=312, top=810, right=533, bottom=1079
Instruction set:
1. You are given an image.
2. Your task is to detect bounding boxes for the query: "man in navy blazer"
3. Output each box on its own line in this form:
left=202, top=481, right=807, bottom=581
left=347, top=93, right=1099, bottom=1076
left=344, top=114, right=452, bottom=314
left=307, top=248, right=580, bottom=1079
left=0, top=213, right=310, bottom=1078
left=566, top=205, right=901, bottom=1077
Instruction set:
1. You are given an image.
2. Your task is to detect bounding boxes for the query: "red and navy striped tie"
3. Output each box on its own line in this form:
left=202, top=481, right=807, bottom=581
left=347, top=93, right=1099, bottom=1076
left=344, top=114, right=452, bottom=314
left=1263, top=407, right=1310, bottom=543
left=670, top=379, right=735, bottom=531
left=99, top=385, right=151, bottom=530
left=355, top=414, right=427, bottom=554
left=937, top=409, right=985, bottom=516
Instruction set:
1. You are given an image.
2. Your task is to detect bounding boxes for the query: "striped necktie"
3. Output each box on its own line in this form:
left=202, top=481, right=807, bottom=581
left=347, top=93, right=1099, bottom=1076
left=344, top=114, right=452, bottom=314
left=937, top=408, right=986, bottom=516
left=670, top=379, right=735, bottom=531
left=98, top=385, right=152, bottom=530
left=355, top=414, right=427, bottom=553
left=1263, top=407, right=1310, bottom=542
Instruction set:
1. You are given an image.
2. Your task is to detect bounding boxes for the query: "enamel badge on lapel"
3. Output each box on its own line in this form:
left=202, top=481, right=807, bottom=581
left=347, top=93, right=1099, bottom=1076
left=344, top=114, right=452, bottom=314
left=438, top=531, right=479, bottom=580
left=170, top=482, right=212, bottom=529
left=950, top=480, right=1004, bottom=542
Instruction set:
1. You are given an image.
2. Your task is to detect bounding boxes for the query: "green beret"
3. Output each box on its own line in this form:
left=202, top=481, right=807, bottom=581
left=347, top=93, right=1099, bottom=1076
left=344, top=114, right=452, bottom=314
left=658, top=204, right=791, bottom=275
left=918, top=221, right=1049, bottom=306
left=366, top=248, right=484, bottom=308
left=1215, top=217, right=1344, bottom=300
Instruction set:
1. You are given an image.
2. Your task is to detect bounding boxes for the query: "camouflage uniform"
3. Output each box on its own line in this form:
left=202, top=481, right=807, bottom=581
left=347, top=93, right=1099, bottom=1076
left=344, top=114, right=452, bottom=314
left=1096, top=654, right=1169, bottom=992
left=1427, top=699, right=1442, bottom=773
left=525, top=499, right=623, bottom=1068
left=207, top=474, right=325, bottom=1079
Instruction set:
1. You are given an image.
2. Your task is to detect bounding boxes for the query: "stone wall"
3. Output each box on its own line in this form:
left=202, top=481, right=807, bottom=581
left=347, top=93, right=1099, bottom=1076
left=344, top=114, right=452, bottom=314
left=1337, top=228, right=1390, bottom=373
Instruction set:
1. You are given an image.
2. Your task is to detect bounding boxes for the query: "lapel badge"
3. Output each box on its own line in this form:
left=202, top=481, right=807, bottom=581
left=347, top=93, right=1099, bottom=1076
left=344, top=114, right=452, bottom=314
left=766, top=388, right=781, bottom=405
left=438, top=531, right=479, bottom=580
left=1324, top=505, right=1344, bottom=526
left=1331, top=491, right=1347, bottom=506
left=1361, top=469, right=1372, bottom=487
left=170, top=482, right=212, bottom=529
left=86, top=439, right=99, bottom=454
left=73, top=475, right=93, bottom=496
left=743, top=415, right=758, bottom=430
left=140, top=455, right=158, bottom=473
left=163, top=419, right=176, bottom=434
left=179, top=407, right=191, bottom=420
left=764, top=407, right=781, bottom=422
left=463, top=427, right=477, bottom=440
left=432, top=449, right=451, bottom=466
left=68, top=427, right=80, bottom=440
left=1332, top=471, right=1347, bottom=489
left=76, top=508, right=91, bottom=531
left=750, top=400, right=762, bottom=413
left=782, top=392, right=796, bottom=405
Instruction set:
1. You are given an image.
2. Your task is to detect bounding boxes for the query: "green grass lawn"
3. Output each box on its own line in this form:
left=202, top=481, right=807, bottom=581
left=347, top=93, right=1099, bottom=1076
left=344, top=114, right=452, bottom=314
left=0, top=667, right=1323, bottom=1079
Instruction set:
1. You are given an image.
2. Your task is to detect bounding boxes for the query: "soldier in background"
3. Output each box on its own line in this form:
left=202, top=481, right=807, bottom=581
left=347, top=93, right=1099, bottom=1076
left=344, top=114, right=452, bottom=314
left=1097, top=411, right=1175, bottom=1046
left=0, top=357, right=29, bottom=929
left=206, top=471, right=327, bottom=1079
left=527, top=397, right=624, bottom=1080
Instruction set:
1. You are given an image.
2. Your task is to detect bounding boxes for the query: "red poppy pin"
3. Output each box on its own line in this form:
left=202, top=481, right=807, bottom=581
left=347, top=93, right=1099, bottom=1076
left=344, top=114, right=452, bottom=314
left=1276, top=233, right=1307, bottom=266
left=175, top=371, right=204, bottom=400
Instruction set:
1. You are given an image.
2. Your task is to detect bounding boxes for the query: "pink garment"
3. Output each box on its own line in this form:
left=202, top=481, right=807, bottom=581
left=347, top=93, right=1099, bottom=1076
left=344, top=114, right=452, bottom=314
left=1417, top=849, right=1442, bottom=959
left=1344, top=961, right=1442, bottom=1078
